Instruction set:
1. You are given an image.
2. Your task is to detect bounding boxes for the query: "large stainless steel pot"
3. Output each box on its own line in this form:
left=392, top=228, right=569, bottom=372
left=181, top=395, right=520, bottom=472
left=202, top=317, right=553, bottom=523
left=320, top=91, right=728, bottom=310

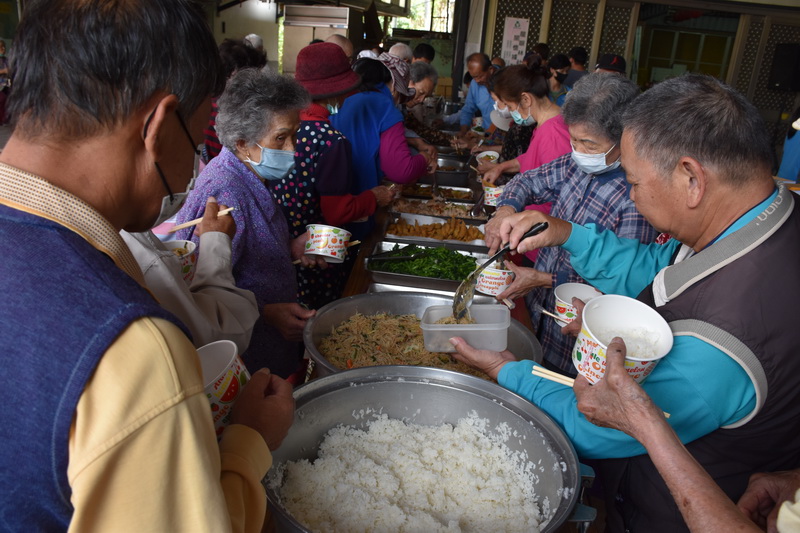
left=303, top=292, right=543, bottom=376
left=265, top=366, right=588, bottom=532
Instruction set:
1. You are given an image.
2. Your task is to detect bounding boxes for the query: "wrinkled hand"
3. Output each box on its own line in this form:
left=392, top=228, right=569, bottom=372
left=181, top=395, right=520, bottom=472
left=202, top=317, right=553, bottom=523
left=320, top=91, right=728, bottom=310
left=574, top=337, right=665, bottom=439
left=737, top=470, right=800, bottom=532
left=484, top=206, right=516, bottom=254
left=478, top=162, right=502, bottom=184
left=262, top=302, right=316, bottom=342
left=230, top=368, right=295, bottom=451
left=499, top=210, right=572, bottom=255
left=496, top=262, right=551, bottom=301
left=371, top=185, right=394, bottom=207
left=471, top=143, right=501, bottom=155
left=448, top=337, right=516, bottom=380
left=451, top=136, right=473, bottom=151
left=195, top=196, right=235, bottom=239
left=561, top=297, right=586, bottom=337
left=290, top=233, right=328, bottom=269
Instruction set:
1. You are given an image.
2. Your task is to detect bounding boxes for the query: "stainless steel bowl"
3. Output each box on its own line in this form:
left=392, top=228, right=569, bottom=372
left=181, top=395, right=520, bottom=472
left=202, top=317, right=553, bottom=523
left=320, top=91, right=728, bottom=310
left=303, top=291, right=543, bottom=376
left=435, top=155, right=471, bottom=187
left=265, top=366, right=582, bottom=532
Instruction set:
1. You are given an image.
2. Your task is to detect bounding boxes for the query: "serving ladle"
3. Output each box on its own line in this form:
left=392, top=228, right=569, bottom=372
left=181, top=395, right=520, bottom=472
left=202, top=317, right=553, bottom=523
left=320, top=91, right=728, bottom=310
left=452, top=222, right=548, bottom=321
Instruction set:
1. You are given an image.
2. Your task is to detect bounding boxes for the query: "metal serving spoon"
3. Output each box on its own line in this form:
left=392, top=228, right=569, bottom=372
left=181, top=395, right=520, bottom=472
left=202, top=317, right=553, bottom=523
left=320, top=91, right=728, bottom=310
left=452, top=222, right=548, bottom=321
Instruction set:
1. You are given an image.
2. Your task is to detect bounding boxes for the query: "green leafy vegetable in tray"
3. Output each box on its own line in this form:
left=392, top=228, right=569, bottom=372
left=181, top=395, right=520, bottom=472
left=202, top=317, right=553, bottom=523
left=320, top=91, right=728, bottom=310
left=370, top=245, right=477, bottom=281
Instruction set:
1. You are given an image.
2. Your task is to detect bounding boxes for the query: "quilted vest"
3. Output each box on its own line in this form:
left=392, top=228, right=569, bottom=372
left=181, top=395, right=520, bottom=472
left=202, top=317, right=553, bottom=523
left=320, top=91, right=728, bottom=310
left=0, top=205, right=188, bottom=530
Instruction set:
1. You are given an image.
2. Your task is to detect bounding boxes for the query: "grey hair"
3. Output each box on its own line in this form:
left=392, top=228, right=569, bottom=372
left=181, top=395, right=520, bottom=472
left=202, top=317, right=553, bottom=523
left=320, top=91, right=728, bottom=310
left=216, top=67, right=310, bottom=151
left=389, top=43, right=413, bottom=61
left=562, top=73, right=640, bottom=144
left=410, top=61, right=438, bottom=87
left=622, top=74, right=772, bottom=186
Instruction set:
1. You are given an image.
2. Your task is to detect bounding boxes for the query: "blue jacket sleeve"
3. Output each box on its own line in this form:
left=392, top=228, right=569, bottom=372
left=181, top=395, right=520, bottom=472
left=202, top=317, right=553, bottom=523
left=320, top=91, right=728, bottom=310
left=563, top=222, right=679, bottom=297
left=498, top=335, right=756, bottom=459
left=459, top=83, right=479, bottom=127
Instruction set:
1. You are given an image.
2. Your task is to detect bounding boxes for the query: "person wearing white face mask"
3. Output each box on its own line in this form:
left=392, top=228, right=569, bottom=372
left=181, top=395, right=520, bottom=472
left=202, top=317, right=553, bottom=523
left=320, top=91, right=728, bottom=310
left=176, top=67, right=327, bottom=380
left=483, top=73, right=658, bottom=376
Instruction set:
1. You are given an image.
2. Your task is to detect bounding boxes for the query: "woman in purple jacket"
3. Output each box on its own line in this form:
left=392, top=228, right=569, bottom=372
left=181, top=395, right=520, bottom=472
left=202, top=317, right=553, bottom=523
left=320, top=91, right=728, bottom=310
left=176, top=67, right=325, bottom=378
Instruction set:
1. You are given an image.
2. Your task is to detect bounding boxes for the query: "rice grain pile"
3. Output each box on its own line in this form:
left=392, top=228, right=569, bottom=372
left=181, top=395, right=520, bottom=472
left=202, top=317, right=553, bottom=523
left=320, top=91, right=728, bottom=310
left=269, top=413, right=546, bottom=533
left=592, top=327, right=660, bottom=358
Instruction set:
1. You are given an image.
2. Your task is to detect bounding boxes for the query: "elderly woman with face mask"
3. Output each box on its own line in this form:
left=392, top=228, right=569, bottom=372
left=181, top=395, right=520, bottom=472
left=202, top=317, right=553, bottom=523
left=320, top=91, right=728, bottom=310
left=176, top=67, right=324, bottom=379
left=332, top=54, right=435, bottom=238
left=483, top=73, right=658, bottom=376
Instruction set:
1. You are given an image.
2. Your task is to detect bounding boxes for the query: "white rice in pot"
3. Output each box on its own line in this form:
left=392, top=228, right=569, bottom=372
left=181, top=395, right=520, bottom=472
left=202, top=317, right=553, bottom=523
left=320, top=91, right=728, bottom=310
left=268, top=413, right=547, bottom=532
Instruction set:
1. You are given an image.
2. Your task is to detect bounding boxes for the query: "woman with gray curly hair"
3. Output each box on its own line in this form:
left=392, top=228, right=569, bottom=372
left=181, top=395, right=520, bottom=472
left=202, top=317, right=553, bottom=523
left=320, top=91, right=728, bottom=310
left=176, top=67, right=325, bottom=379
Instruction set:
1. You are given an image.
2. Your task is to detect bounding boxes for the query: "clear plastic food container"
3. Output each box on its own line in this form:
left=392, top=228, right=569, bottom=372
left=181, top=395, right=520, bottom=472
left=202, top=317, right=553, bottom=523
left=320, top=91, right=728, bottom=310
left=420, top=305, right=510, bottom=353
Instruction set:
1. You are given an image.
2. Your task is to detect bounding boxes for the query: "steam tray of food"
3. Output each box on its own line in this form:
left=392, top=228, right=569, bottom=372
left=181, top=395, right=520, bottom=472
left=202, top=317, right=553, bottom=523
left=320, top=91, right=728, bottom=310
left=366, top=241, right=488, bottom=292
left=385, top=213, right=487, bottom=248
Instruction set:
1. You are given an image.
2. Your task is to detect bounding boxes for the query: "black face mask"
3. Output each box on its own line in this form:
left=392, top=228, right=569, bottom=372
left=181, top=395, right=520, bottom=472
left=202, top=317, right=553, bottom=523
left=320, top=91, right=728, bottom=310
left=555, top=72, right=568, bottom=84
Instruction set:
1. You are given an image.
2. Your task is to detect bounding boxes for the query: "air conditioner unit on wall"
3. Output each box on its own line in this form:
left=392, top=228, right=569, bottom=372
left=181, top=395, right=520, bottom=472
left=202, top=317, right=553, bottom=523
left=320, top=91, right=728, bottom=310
left=283, top=5, right=349, bottom=29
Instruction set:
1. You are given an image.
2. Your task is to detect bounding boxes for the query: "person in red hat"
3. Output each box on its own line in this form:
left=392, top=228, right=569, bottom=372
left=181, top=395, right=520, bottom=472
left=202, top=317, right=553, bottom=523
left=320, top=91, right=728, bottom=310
left=272, top=42, right=394, bottom=309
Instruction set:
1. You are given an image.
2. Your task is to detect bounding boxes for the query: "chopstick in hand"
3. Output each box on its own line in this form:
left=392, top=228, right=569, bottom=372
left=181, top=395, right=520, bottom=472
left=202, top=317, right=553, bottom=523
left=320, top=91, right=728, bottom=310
left=167, top=207, right=235, bottom=233
left=531, top=366, right=671, bottom=418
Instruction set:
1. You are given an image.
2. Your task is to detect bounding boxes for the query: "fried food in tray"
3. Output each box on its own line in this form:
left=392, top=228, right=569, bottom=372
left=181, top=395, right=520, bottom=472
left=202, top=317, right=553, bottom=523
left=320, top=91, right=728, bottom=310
left=401, top=184, right=473, bottom=201
left=387, top=216, right=484, bottom=242
left=391, top=198, right=488, bottom=221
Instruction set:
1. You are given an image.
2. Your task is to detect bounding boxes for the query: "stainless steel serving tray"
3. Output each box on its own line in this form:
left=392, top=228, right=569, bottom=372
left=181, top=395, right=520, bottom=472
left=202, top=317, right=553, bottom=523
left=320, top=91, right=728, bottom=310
left=435, top=155, right=471, bottom=187
left=390, top=197, right=489, bottom=223
left=399, top=184, right=476, bottom=203
left=366, top=240, right=487, bottom=292
left=382, top=212, right=489, bottom=253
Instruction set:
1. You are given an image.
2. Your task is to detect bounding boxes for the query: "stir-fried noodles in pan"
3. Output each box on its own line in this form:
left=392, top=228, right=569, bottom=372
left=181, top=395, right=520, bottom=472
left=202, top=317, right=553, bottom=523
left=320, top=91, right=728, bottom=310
left=318, top=313, right=489, bottom=379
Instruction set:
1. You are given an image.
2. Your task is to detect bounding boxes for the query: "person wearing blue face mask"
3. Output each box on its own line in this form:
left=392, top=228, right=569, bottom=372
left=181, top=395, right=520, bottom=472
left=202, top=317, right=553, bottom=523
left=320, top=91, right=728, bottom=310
left=176, top=67, right=328, bottom=380
left=483, top=72, right=658, bottom=376
left=478, top=54, right=571, bottom=187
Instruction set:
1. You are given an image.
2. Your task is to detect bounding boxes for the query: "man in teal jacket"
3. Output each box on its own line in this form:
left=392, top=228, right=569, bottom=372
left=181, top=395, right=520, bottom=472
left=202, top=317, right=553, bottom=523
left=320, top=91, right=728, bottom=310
left=451, top=74, right=800, bottom=533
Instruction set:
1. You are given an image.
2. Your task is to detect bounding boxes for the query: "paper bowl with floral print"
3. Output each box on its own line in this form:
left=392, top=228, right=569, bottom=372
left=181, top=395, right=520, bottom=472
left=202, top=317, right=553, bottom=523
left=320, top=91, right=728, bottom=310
left=475, top=265, right=514, bottom=296
left=163, top=239, right=197, bottom=285
left=482, top=181, right=505, bottom=207
left=553, top=282, right=603, bottom=327
left=198, top=340, right=251, bottom=439
left=304, top=224, right=352, bottom=264
left=572, top=295, right=673, bottom=385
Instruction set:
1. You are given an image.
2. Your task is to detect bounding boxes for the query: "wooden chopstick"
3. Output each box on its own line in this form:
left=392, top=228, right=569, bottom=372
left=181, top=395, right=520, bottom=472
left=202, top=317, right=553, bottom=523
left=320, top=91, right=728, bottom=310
left=167, top=207, right=235, bottom=233
left=538, top=307, right=562, bottom=321
left=502, top=298, right=516, bottom=310
left=532, top=366, right=671, bottom=418
left=291, top=240, right=362, bottom=264
left=532, top=366, right=575, bottom=387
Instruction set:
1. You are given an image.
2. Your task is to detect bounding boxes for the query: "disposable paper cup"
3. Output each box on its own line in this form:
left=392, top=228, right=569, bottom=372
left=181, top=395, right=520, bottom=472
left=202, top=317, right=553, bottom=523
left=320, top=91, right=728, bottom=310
left=476, top=266, right=514, bottom=296
left=164, top=240, right=197, bottom=285
left=476, top=150, right=500, bottom=164
left=304, top=224, right=352, bottom=264
left=553, top=282, right=603, bottom=326
left=197, top=340, right=251, bottom=438
left=483, top=182, right=504, bottom=206
left=572, top=295, right=673, bottom=384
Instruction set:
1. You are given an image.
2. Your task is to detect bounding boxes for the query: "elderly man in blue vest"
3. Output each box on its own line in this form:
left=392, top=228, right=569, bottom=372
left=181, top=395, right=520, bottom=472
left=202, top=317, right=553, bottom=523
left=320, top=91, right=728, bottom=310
left=450, top=73, right=800, bottom=533
left=0, top=1, right=294, bottom=531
